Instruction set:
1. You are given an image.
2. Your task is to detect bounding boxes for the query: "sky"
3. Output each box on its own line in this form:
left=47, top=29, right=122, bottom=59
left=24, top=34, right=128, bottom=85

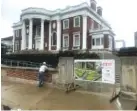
left=1, top=0, right=137, bottom=47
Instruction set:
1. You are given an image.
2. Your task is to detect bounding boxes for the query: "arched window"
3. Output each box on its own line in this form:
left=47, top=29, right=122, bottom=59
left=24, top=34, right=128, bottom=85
left=51, top=32, right=57, bottom=46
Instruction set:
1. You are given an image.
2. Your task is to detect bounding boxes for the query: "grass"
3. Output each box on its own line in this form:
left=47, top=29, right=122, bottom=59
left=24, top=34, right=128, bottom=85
left=74, top=68, right=99, bottom=80
left=75, top=68, right=85, bottom=77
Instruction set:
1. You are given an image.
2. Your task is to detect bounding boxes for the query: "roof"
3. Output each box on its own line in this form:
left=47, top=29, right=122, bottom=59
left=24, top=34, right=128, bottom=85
left=14, top=2, right=111, bottom=29
left=1, top=36, right=13, bottom=41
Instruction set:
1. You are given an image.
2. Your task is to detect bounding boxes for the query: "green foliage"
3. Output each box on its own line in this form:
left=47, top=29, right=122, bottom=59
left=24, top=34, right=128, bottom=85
left=58, top=50, right=99, bottom=59
left=75, top=68, right=85, bottom=77
left=2, top=50, right=100, bottom=68
left=117, top=47, right=137, bottom=56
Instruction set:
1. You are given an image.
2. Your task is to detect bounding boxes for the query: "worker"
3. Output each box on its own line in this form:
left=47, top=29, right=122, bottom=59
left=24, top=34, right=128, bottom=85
left=38, top=62, right=48, bottom=87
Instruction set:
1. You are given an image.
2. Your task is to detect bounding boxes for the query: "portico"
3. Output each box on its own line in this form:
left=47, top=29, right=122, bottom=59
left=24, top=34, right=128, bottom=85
left=21, top=18, right=49, bottom=50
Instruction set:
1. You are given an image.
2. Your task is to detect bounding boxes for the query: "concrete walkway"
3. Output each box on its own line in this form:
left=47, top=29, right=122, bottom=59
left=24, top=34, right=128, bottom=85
left=2, top=81, right=117, bottom=110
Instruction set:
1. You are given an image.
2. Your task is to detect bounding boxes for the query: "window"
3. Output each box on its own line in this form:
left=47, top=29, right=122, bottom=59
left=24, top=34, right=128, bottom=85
left=96, top=38, right=100, bottom=46
left=74, top=16, right=80, bottom=27
left=92, top=38, right=95, bottom=46
left=92, top=37, right=104, bottom=46
left=51, top=32, right=57, bottom=46
left=63, top=34, right=69, bottom=47
left=36, top=26, right=41, bottom=36
left=63, top=19, right=69, bottom=29
left=73, top=33, right=80, bottom=46
left=101, top=38, right=104, bottom=45
left=15, top=30, right=19, bottom=37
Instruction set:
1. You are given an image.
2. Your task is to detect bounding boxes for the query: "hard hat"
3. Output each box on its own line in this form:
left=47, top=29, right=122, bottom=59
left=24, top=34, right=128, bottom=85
left=43, top=62, right=46, bottom=65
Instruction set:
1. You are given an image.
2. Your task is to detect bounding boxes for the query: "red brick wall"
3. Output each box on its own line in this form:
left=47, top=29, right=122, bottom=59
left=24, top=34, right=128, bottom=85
left=6, top=68, right=52, bottom=83
left=87, top=16, right=93, bottom=49
left=61, top=16, right=83, bottom=50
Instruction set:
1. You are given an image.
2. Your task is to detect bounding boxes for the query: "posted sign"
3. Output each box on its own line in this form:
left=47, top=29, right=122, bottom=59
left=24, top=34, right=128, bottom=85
left=102, top=60, right=115, bottom=84
left=74, top=59, right=115, bottom=84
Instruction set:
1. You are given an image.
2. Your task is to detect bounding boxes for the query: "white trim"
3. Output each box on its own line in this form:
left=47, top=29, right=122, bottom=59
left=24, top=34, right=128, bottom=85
left=82, top=15, right=87, bottom=49
left=28, top=18, right=33, bottom=49
left=89, top=28, right=115, bottom=37
left=48, top=21, right=51, bottom=50
left=73, top=16, right=81, bottom=27
left=12, top=22, right=22, bottom=28
left=21, top=14, right=50, bottom=21
left=51, top=31, right=57, bottom=46
left=13, top=26, right=22, bottom=30
left=73, top=32, right=80, bottom=47
left=92, top=34, right=104, bottom=49
left=63, top=34, right=69, bottom=48
left=56, top=20, right=61, bottom=50
left=14, top=2, right=112, bottom=30
left=40, top=19, right=44, bottom=50
left=63, top=19, right=69, bottom=29
left=13, top=31, right=15, bottom=52
left=21, top=20, right=26, bottom=50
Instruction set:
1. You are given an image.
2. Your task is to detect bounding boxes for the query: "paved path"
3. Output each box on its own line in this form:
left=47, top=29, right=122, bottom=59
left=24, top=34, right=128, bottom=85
left=2, top=81, right=117, bottom=110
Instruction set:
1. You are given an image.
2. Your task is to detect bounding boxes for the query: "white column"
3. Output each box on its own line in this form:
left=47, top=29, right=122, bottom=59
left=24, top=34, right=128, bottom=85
left=48, top=21, right=51, bottom=50
left=82, top=15, right=87, bottom=50
left=40, top=19, right=44, bottom=50
left=28, top=18, right=33, bottom=49
left=21, top=20, right=26, bottom=50
left=57, top=20, right=61, bottom=50
left=12, top=30, right=15, bottom=52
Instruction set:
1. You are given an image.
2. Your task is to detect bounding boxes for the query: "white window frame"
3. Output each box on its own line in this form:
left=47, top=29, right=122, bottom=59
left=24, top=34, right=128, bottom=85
left=63, top=19, right=69, bottom=29
left=73, top=32, right=80, bottom=47
left=73, top=16, right=80, bottom=27
left=95, top=38, right=101, bottom=46
left=92, top=36, right=103, bottom=46
left=36, top=26, right=41, bottom=36
left=15, top=30, right=19, bottom=37
left=63, top=34, right=69, bottom=48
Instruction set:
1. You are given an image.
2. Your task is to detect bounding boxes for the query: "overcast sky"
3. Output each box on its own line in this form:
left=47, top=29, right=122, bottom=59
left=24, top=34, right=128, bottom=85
left=1, top=0, right=137, bottom=47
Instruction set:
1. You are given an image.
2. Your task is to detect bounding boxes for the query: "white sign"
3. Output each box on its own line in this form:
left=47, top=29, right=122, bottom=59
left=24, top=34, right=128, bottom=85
left=101, top=60, right=115, bottom=84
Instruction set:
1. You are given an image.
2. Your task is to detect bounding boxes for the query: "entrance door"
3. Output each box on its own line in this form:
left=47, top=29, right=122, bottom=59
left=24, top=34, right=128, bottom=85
left=35, top=39, right=40, bottom=49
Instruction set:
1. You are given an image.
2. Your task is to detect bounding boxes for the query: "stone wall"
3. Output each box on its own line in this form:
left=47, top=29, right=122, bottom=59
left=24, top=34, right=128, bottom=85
left=1, top=66, right=58, bottom=84
left=121, top=57, right=137, bottom=93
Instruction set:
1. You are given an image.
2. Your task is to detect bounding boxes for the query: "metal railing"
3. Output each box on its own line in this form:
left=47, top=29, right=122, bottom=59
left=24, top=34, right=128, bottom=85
left=1, top=58, right=52, bottom=68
